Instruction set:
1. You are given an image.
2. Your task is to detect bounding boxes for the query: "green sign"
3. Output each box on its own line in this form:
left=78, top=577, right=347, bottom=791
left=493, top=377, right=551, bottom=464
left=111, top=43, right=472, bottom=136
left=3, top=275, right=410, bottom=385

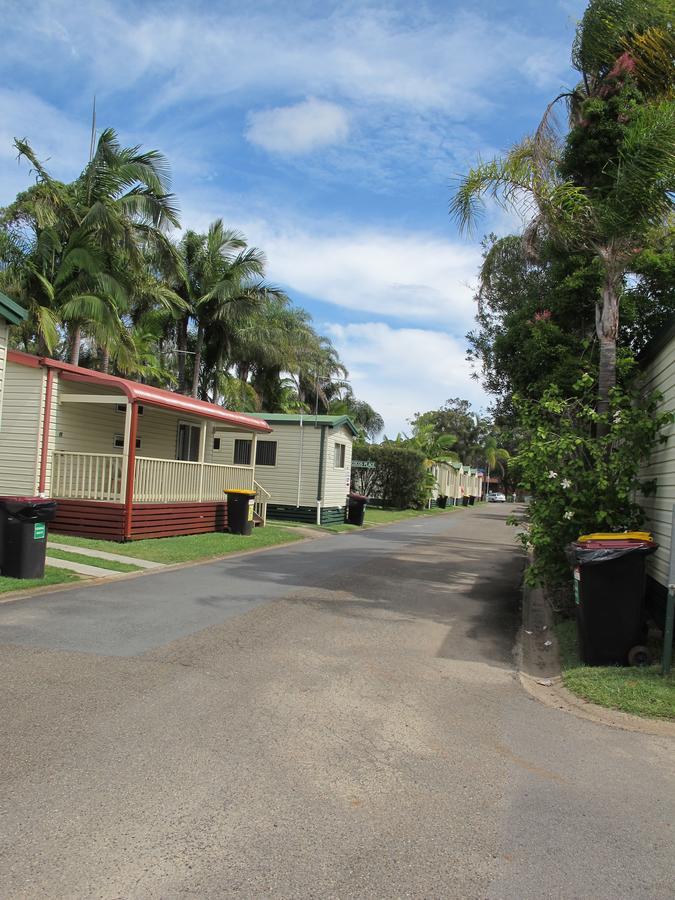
left=34, top=522, right=46, bottom=540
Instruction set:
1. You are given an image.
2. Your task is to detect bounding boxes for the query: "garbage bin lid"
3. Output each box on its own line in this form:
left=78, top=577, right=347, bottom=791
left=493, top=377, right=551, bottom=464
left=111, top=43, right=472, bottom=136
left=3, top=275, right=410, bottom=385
left=575, top=539, right=657, bottom=550
left=222, top=489, right=257, bottom=496
left=577, top=531, right=652, bottom=542
left=348, top=492, right=369, bottom=502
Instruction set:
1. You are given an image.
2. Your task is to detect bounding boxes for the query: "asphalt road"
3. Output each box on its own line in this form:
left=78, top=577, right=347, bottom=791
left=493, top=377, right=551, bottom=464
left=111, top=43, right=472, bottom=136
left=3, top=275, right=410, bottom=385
left=1, top=506, right=673, bottom=899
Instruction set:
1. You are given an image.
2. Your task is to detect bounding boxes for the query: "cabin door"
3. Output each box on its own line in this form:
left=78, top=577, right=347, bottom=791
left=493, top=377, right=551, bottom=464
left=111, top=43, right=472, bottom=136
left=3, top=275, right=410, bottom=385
left=176, top=422, right=201, bottom=461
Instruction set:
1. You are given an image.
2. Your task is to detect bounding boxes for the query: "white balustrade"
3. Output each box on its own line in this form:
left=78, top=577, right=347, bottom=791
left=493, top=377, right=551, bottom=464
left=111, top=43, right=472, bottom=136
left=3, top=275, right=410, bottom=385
left=51, top=452, right=124, bottom=502
left=51, top=452, right=258, bottom=507
left=133, top=457, right=254, bottom=503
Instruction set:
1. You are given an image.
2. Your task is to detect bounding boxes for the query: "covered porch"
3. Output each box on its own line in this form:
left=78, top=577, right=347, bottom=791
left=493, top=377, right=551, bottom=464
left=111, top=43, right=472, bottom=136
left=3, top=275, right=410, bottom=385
left=27, top=353, right=272, bottom=541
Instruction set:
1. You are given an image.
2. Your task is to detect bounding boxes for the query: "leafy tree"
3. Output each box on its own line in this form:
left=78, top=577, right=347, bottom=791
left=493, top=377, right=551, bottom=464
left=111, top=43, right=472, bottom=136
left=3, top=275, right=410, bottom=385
left=450, top=0, right=675, bottom=418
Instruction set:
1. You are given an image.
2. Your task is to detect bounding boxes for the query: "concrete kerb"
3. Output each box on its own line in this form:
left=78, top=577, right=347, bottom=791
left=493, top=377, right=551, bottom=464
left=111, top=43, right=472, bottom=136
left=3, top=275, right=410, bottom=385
left=518, top=578, right=675, bottom=738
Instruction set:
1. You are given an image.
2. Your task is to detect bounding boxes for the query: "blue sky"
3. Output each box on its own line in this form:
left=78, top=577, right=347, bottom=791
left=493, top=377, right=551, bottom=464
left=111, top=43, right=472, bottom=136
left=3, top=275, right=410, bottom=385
left=1, top=0, right=586, bottom=434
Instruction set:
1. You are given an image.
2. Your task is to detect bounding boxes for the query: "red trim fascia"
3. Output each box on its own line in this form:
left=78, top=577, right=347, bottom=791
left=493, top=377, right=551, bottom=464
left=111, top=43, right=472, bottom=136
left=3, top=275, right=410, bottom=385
left=8, top=351, right=271, bottom=432
left=38, top=368, right=55, bottom=493
left=7, top=349, right=41, bottom=367
left=123, top=402, right=139, bottom=540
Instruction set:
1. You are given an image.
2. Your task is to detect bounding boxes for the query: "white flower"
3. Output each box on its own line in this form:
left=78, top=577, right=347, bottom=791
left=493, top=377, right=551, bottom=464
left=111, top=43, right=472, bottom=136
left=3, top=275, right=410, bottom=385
left=561, top=478, right=572, bottom=489
left=563, top=511, right=574, bottom=520
left=548, top=470, right=558, bottom=479
left=613, top=412, right=622, bottom=423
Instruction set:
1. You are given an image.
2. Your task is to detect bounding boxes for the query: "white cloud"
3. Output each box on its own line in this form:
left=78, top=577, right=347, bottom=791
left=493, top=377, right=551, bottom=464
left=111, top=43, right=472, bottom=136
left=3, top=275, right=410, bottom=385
left=241, top=221, right=481, bottom=330
left=245, top=97, right=349, bottom=155
left=324, top=322, right=488, bottom=435
left=0, top=89, right=89, bottom=203
left=7, top=3, right=572, bottom=118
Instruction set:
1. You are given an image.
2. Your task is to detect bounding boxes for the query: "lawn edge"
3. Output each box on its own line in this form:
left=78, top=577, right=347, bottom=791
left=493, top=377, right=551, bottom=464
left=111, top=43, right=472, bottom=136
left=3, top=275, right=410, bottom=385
left=517, top=579, right=675, bottom=736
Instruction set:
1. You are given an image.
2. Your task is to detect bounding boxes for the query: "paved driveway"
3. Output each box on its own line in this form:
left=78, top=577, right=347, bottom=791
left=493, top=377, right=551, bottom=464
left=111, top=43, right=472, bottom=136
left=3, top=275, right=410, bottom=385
left=1, top=506, right=673, bottom=898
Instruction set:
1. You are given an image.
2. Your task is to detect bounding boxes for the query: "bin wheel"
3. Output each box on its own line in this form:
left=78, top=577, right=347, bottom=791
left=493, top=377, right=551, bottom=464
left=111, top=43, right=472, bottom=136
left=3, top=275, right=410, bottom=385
left=627, top=645, right=651, bottom=668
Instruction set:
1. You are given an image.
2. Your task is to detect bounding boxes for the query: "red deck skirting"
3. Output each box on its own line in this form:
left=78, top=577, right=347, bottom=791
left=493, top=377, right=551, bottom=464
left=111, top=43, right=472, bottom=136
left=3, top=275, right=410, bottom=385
left=51, top=499, right=230, bottom=542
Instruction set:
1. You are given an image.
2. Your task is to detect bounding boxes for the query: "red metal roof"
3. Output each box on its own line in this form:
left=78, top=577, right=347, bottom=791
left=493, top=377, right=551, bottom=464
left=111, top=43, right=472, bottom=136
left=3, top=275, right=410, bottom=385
left=8, top=350, right=272, bottom=432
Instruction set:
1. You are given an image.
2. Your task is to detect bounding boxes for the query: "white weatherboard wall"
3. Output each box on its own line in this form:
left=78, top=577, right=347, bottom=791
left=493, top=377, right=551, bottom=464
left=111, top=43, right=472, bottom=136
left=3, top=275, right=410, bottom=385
left=0, top=321, right=7, bottom=432
left=0, top=359, right=45, bottom=495
left=640, top=335, right=675, bottom=590
left=212, top=422, right=325, bottom=506
left=321, top=425, right=352, bottom=507
left=212, top=421, right=352, bottom=509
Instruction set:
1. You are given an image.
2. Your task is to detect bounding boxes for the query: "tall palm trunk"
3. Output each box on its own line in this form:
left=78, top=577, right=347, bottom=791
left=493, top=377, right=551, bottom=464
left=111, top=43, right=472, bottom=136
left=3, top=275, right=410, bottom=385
left=101, top=346, right=110, bottom=374
left=70, top=325, right=82, bottom=366
left=191, top=323, right=204, bottom=398
left=596, top=250, right=622, bottom=427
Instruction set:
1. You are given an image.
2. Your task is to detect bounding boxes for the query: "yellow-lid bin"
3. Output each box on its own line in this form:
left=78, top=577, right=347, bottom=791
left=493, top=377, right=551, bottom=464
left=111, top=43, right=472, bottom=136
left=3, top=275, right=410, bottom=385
left=577, top=531, right=652, bottom=542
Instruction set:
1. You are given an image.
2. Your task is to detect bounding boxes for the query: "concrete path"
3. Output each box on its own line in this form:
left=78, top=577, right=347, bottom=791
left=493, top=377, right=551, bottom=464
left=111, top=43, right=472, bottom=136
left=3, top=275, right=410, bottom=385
left=45, top=555, right=128, bottom=578
left=1, top=506, right=673, bottom=898
left=48, top=540, right=165, bottom=568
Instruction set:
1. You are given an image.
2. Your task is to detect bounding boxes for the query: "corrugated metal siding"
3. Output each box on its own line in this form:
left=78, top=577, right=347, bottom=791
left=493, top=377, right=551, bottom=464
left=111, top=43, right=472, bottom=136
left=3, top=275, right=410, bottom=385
left=0, top=360, right=43, bottom=494
left=212, top=422, right=324, bottom=506
left=640, top=338, right=675, bottom=588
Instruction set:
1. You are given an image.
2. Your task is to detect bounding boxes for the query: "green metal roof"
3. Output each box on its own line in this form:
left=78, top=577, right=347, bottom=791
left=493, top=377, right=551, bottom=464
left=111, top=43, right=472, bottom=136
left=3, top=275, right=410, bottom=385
left=248, top=412, right=359, bottom=436
left=0, top=291, right=27, bottom=326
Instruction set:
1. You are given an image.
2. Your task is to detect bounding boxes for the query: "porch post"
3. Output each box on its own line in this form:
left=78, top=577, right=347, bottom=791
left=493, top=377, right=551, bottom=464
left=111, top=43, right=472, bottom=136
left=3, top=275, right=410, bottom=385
left=197, top=422, right=207, bottom=501
left=38, top=368, right=56, bottom=495
left=250, top=431, right=258, bottom=490
left=122, top=401, right=139, bottom=540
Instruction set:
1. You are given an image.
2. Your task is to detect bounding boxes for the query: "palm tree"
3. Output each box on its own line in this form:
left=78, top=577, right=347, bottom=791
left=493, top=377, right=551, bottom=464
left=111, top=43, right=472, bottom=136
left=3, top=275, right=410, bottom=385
left=450, top=0, right=675, bottom=418
left=14, top=129, right=180, bottom=366
left=476, top=436, right=510, bottom=498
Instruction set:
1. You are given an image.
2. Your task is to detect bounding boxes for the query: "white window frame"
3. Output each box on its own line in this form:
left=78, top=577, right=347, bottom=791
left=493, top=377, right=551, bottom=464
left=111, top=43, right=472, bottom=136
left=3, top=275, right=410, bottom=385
left=334, top=443, right=346, bottom=468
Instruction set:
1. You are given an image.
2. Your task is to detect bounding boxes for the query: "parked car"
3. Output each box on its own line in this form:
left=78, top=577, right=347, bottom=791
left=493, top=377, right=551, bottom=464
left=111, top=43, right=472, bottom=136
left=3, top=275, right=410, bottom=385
left=487, top=492, right=506, bottom=503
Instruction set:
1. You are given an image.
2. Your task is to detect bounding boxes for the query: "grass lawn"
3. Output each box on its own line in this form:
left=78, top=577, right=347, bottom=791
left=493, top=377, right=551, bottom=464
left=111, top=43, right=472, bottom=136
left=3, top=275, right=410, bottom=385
left=0, top=566, right=81, bottom=595
left=49, top=525, right=305, bottom=565
left=280, top=504, right=464, bottom=534
left=555, top=619, right=675, bottom=720
left=47, top=547, right=143, bottom=573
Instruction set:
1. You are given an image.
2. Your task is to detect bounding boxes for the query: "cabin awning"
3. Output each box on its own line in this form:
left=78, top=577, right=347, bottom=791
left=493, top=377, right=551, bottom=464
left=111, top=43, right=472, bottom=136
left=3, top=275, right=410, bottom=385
left=8, top=350, right=272, bottom=433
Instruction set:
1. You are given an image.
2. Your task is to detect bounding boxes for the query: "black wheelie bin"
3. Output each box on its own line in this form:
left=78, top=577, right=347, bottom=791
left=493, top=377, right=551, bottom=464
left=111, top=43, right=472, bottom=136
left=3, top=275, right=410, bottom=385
left=567, top=532, right=657, bottom=666
left=0, top=497, right=58, bottom=579
left=347, top=492, right=368, bottom=526
left=224, top=489, right=257, bottom=536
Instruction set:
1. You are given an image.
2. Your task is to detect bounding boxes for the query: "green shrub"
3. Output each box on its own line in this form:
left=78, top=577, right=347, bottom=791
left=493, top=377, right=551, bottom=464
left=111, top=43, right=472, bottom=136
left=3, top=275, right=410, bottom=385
left=512, top=374, right=672, bottom=590
left=352, top=444, right=427, bottom=508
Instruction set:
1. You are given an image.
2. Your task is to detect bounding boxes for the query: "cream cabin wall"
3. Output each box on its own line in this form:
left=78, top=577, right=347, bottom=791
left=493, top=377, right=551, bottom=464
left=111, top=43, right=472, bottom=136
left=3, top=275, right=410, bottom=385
left=321, top=425, right=353, bottom=507
left=0, top=322, right=7, bottom=431
left=212, top=423, right=324, bottom=506
left=54, top=380, right=206, bottom=460
left=0, top=360, right=44, bottom=495
left=639, top=339, right=675, bottom=589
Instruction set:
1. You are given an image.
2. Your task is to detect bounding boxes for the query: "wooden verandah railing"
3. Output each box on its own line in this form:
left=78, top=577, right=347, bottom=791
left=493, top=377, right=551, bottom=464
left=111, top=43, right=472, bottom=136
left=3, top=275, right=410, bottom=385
left=51, top=452, right=268, bottom=522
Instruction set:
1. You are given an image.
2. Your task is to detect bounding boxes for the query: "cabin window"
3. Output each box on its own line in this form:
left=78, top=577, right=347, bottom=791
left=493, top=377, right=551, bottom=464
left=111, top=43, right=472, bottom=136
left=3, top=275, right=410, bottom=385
left=213, top=437, right=221, bottom=451
left=176, top=423, right=201, bottom=461
left=233, top=439, right=252, bottom=466
left=255, top=440, right=277, bottom=466
left=114, top=434, right=142, bottom=449
left=116, top=403, right=143, bottom=415
left=334, top=443, right=346, bottom=468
